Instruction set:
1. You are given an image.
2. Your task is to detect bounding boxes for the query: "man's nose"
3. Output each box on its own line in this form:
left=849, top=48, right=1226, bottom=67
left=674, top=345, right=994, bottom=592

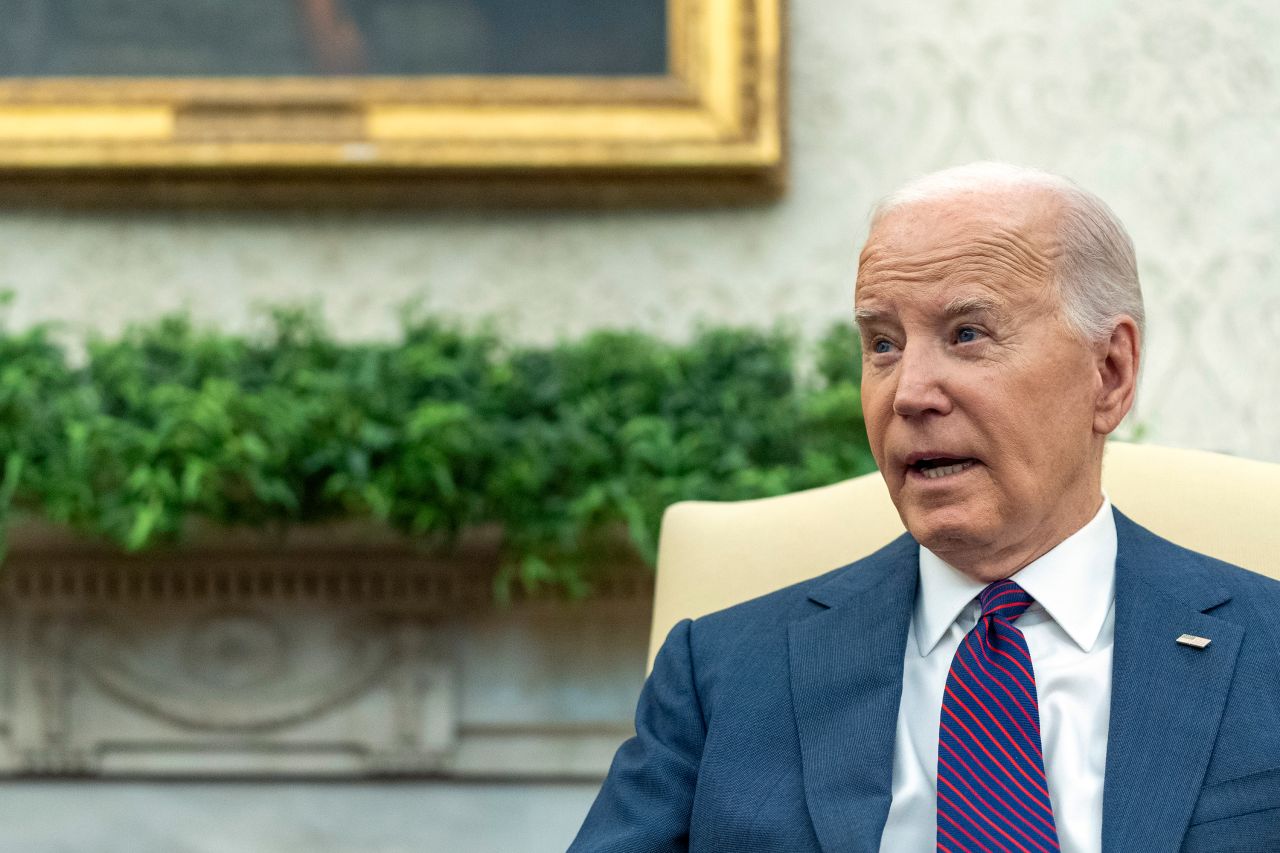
left=892, top=343, right=952, bottom=418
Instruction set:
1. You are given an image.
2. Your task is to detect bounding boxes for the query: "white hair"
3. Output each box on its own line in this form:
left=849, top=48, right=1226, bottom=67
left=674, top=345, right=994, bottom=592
left=870, top=161, right=1144, bottom=344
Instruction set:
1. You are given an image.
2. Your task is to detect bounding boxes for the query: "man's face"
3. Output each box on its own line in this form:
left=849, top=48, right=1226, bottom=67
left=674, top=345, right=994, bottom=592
left=855, top=192, right=1107, bottom=579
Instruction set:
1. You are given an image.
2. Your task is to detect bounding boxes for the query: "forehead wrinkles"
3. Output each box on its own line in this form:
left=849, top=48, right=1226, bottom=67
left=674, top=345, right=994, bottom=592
left=857, top=226, right=1061, bottom=290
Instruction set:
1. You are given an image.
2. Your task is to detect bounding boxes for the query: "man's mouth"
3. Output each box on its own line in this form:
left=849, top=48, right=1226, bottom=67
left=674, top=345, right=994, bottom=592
left=907, top=456, right=978, bottom=480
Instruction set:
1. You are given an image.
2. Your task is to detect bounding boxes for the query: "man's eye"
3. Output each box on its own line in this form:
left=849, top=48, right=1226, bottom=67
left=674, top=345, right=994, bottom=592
left=872, top=339, right=894, bottom=354
left=955, top=326, right=980, bottom=344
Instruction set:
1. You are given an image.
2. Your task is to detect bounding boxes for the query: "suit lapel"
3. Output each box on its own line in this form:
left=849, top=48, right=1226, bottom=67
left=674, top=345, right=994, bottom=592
left=1102, top=511, right=1244, bottom=853
left=789, top=534, right=918, bottom=853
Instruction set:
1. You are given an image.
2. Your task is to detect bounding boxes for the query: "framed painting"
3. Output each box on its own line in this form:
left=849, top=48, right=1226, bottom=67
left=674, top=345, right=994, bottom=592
left=0, top=0, right=784, bottom=206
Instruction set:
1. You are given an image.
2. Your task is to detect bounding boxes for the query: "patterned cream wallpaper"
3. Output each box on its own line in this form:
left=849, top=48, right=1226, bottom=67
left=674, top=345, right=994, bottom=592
left=1, top=0, right=1277, bottom=461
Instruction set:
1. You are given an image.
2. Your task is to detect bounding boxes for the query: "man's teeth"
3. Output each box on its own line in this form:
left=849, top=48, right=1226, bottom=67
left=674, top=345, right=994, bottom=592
left=921, top=460, right=975, bottom=479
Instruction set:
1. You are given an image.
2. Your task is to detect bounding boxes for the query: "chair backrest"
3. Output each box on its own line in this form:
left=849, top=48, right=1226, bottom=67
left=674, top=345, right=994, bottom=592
left=649, top=442, right=1280, bottom=669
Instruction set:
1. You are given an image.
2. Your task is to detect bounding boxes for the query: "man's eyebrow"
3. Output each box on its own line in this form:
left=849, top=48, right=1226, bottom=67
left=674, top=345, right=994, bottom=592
left=854, top=297, right=1001, bottom=325
left=942, top=295, right=1001, bottom=318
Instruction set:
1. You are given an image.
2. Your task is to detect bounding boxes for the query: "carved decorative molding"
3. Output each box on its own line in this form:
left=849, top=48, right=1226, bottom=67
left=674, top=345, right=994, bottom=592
left=0, top=530, right=651, bottom=778
left=82, top=610, right=400, bottom=733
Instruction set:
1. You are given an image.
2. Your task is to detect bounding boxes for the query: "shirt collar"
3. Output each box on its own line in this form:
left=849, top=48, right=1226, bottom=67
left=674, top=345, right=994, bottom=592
left=914, top=497, right=1117, bottom=656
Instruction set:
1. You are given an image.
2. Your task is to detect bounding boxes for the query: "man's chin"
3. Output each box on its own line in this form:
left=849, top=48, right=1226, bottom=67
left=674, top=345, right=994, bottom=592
left=897, top=503, right=990, bottom=556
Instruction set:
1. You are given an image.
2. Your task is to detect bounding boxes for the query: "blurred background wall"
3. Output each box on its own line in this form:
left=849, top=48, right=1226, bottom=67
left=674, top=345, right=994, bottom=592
left=3, top=0, right=1278, bottom=463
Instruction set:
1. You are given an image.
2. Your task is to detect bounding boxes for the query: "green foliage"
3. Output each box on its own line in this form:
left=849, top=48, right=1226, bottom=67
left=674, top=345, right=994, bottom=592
left=0, top=299, right=875, bottom=596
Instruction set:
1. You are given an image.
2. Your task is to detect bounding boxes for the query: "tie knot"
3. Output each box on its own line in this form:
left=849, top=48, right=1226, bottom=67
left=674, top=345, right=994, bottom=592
left=978, top=579, right=1034, bottom=622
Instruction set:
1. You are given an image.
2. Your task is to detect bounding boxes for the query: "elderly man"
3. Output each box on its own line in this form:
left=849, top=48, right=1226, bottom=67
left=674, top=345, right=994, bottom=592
left=570, top=164, right=1280, bottom=852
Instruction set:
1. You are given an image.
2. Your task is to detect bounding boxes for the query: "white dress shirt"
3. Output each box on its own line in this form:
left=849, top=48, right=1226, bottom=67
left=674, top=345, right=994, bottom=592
left=879, top=499, right=1117, bottom=853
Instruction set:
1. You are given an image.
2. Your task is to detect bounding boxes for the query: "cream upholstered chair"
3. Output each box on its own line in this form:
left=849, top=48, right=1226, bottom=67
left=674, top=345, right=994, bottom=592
left=648, top=442, right=1280, bottom=668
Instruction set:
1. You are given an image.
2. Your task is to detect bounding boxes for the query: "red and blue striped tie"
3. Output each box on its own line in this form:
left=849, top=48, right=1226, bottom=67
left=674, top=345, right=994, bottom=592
left=936, top=579, right=1061, bottom=853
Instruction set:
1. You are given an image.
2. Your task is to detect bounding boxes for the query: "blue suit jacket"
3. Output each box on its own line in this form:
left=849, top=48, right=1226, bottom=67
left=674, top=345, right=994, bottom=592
left=571, top=509, right=1280, bottom=852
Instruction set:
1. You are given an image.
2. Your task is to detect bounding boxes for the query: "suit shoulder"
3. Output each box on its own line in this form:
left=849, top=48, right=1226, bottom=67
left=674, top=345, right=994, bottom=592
left=1205, top=555, right=1280, bottom=598
left=668, top=532, right=914, bottom=710
left=689, top=532, right=916, bottom=637
left=1202, top=556, right=1280, bottom=642
left=1118, top=511, right=1280, bottom=636
left=1134, top=518, right=1280, bottom=599
left=690, top=563, right=841, bottom=634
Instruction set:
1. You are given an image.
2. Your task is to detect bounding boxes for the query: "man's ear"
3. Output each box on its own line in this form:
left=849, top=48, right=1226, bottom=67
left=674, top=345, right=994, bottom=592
left=1094, top=316, right=1140, bottom=436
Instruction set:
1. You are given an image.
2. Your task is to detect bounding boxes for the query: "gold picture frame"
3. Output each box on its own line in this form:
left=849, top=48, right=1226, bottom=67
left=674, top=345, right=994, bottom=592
left=0, top=0, right=784, bottom=206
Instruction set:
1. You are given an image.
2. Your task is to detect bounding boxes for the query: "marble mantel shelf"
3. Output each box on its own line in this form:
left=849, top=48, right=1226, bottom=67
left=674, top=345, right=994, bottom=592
left=0, top=521, right=652, bottom=781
